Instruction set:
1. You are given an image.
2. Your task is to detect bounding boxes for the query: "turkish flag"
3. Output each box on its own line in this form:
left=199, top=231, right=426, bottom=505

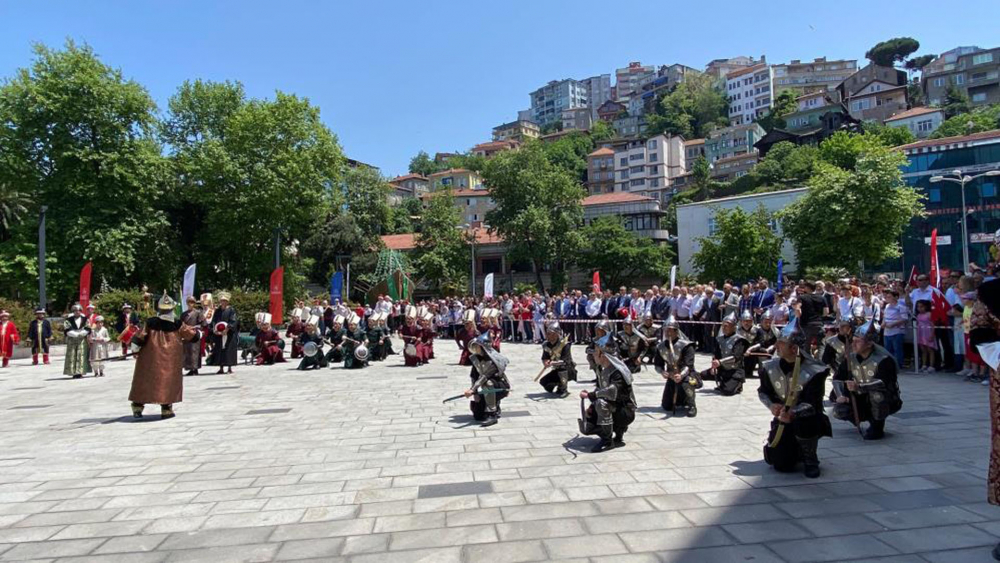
left=269, top=267, right=284, bottom=324
left=928, top=230, right=951, bottom=324
left=592, top=271, right=601, bottom=293
left=907, top=265, right=919, bottom=289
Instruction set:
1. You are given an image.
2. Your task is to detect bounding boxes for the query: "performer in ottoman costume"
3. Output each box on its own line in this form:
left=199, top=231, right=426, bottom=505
left=463, top=333, right=511, bottom=427
left=208, top=292, right=238, bottom=374
left=455, top=309, right=480, bottom=366
left=129, top=293, right=202, bottom=419
left=285, top=308, right=305, bottom=359
left=254, top=314, right=286, bottom=365
left=63, top=304, right=91, bottom=378
left=400, top=306, right=424, bottom=366
left=579, top=333, right=637, bottom=453
left=181, top=296, right=205, bottom=375
left=27, top=308, right=52, bottom=366
left=655, top=315, right=700, bottom=416
left=0, top=310, right=19, bottom=368
left=539, top=321, right=576, bottom=397
left=297, top=316, right=328, bottom=370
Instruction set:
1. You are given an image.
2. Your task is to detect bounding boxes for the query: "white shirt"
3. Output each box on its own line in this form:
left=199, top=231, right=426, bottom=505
left=675, top=296, right=692, bottom=318
left=770, top=303, right=789, bottom=324
left=908, top=286, right=938, bottom=314
left=883, top=302, right=909, bottom=337
left=586, top=298, right=601, bottom=317
left=630, top=297, right=644, bottom=319
left=837, top=297, right=862, bottom=320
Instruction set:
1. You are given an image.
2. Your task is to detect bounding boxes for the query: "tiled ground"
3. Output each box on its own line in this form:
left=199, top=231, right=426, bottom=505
left=0, top=340, right=997, bottom=562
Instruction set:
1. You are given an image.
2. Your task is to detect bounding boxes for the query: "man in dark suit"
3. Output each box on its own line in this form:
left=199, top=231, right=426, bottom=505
left=751, top=279, right=776, bottom=321
left=615, top=287, right=631, bottom=318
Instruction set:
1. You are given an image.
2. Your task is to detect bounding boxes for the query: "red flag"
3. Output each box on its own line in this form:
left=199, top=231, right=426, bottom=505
left=929, top=229, right=941, bottom=288
left=79, top=262, right=93, bottom=309
left=907, top=265, right=919, bottom=289
left=269, top=267, right=284, bottom=324
left=592, top=271, right=601, bottom=293
left=928, top=229, right=951, bottom=324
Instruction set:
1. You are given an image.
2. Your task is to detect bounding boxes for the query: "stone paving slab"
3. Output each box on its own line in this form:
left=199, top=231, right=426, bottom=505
left=0, top=341, right=998, bottom=561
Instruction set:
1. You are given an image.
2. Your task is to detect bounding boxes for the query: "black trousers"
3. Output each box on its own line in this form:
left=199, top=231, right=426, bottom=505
left=763, top=415, right=829, bottom=472
left=935, top=324, right=954, bottom=370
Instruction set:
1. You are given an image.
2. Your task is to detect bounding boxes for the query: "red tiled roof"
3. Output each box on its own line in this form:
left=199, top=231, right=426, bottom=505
left=884, top=106, right=944, bottom=122
left=897, top=129, right=1000, bottom=151
left=380, top=228, right=503, bottom=251
left=726, top=63, right=768, bottom=79
left=589, top=147, right=614, bottom=157
left=582, top=192, right=655, bottom=206
left=390, top=173, right=427, bottom=183
left=472, top=140, right=518, bottom=151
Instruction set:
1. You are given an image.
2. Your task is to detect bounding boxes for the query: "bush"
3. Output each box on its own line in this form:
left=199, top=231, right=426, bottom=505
left=93, top=289, right=149, bottom=324
left=513, top=282, right=538, bottom=296
left=217, top=289, right=269, bottom=329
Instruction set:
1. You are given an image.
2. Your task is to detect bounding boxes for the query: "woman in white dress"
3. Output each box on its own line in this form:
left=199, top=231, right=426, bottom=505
left=89, top=316, right=111, bottom=377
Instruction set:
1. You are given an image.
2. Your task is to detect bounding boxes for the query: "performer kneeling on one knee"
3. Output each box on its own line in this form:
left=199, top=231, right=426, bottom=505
left=129, top=293, right=202, bottom=419
left=538, top=321, right=575, bottom=397
left=655, top=315, right=700, bottom=416
left=704, top=312, right=749, bottom=395
left=759, top=317, right=832, bottom=478
left=832, top=318, right=902, bottom=440
left=342, top=313, right=369, bottom=369
left=297, top=316, right=328, bottom=370
left=579, top=334, right=637, bottom=453
left=585, top=320, right=612, bottom=381
left=461, top=334, right=510, bottom=427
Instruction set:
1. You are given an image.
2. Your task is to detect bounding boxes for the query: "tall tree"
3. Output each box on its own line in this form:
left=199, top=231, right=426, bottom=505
left=647, top=73, right=729, bottom=139
left=540, top=132, right=595, bottom=183
left=756, top=90, right=798, bottom=132
left=865, top=37, right=921, bottom=67
left=408, top=151, right=442, bottom=176
left=691, top=156, right=712, bottom=199
left=413, top=189, right=469, bottom=294
left=343, top=166, right=392, bottom=239
left=300, top=213, right=376, bottom=285
left=780, top=142, right=924, bottom=271
left=162, top=79, right=344, bottom=290
left=576, top=217, right=673, bottom=289
left=943, top=85, right=973, bottom=118
left=752, top=142, right=820, bottom=187
left=692, top=206, right=783, bottom=284
left=482, top=143, right=585, bottom=291
left=0, top=41, right=173, bottom=305
left=589, top=120, right=615, bottom=142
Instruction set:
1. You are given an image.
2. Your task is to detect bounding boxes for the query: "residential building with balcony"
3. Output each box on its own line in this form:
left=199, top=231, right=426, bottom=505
left=583, top=192, right=671, bottom=245
left=388, top=174, right=429, bottom=200
left=922, top=46, right=1000, bottom=107
left=836, top=64, right=908, bottom=124
left=613, top=134, right=685, bottom=194
left=580, top=74, right=612, bottom=120
left=530, top=79, right=588, bottom=127
left=754, top=99, right=859, bottom=156
left=684, top=139, right=705, bottom=170
left=419, top=189, right=495, bottom=226
left=587, top=147, right=616, bottom=195
left=597, top=100, right=627, bottom=122
left=562, top=107, right=593, bottom=131
left=772, top=57, right=858, bottom=96
left=709, top=153, right=759, bottom=181
left=615, top=62, right=656, bottom=101
left=704, top=123, right=766, bottom=163
left=884, top=107, right=946, bottom=139
left=637, top=64, right=701, bottom=113
left=676, top=188, right=805, bottom=275
left=612, top=114, right=647, bottom=138
left=492, top=119, right=540, bottom=142
left=726, top=63, right=774, bottom=125
left=471, top=140, right=519, bottom=159
left=427, top=168, right=484, bottom=191
left=705, top=56, right=761, bottom=80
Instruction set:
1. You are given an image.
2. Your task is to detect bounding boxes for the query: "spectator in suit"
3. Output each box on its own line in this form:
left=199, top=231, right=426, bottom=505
left=751, top=279, right=776, bottom=321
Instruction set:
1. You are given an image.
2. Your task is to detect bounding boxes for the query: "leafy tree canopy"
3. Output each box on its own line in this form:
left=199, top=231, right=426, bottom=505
left=576, top=217, right=673, bottom=289
left=943, top=85, right=973, bottom=119
left=866, top=37, right=921, bottom=67
left=647, top=73, right=728, bottom=139
left=589, top=120, right=615, bottom=142
left=413, top=189, right=469, bottom=294
left=756, top=90, right=798, bottom=133
left=931, top=104, right=1000, bottom=139
left=408, top=150, right=442, bottom=176
left=692, top=206, right=783, bottom=284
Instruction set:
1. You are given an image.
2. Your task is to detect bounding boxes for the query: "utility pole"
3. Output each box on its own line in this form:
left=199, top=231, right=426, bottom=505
left=38, top=206, right=47, bottom=310
left=273, top=227, right=281, bottom=270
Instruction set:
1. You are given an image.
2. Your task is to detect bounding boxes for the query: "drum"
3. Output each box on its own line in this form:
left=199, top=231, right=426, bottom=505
left=276, top=339, right=286, bottom=350
left=404, top=343, right=417, bottom=357
left=214, top=321, right=228, bottom=335
left=303, top=341, right=318, bottom=357
left=354, top=343, right=369, bottom=361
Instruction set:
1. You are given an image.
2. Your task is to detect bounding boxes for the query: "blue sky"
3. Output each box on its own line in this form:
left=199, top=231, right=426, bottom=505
left=1, top=1, right=997, bottom=177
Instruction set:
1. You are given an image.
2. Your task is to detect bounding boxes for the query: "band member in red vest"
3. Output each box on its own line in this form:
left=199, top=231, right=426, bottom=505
left=0, top=310, right=19, bottom=368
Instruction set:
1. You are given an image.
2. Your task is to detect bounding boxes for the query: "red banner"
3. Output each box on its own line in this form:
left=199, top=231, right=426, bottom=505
left=927, top=230, right=951, bottom=324
left=592, top=271, right=601, bottom=293
left=269, top=266, right=284, bottom=324
left=79, top=262, right=93, bottom=309
left=907, top=265, right=919, bottom=288
left=929, top=229, right=940, bottom=288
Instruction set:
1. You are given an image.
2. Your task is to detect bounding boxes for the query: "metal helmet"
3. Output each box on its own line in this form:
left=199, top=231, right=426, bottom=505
left=544, top=321, right=562, bottom=336
left=740, top=310, right=753, bottom=323
left=594, top=319, right=611, bottom=335
left=594, top=333, right=618, bottom=355
left=854, top=318, right=880, bottom=343
left=722, top=311, right=737, bottom=325
left=761, top=309, right=773, bottom=323
left=777, top=316, right=807, bottom=347
left=664, top=315, right=680, bottom=331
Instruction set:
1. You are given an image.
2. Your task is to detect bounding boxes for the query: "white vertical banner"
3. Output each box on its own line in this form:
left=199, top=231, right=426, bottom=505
left=182, top=264, right=196, bottom=311
left=669, top=265, right=677, bottom=290
left=483, top=273, right=494, bottom=299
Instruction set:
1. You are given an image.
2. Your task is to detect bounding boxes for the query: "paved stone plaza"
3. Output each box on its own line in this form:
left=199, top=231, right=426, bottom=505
left=0, top=341, right=998, bottom=562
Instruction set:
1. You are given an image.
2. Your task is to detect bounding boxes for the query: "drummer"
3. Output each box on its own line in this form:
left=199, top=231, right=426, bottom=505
left=297, top=315, right=327, bottom=370
left=342, top=313, right=368, bottom=369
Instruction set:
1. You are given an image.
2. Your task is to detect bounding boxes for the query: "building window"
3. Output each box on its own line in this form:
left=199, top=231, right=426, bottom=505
left=481, top=258, right=502, bottom=274
left=441, top=178, right=453, bottom=186
left=973, top=53, right=994, bottom=65
left=629, top=153, right=644, bottom=161
left=983, top=184, right=998, bottom=198
left=630, top=179, right=645, bottom=187
left=954, top=74, right=965, bottom=85
left=649, top=153, right=658, bottom=162
left=650, top=178, right=660, bottom=187
left=708, top=218, right=717, bottom=236
left=933, top=77, right=945, bottom=87
left=928, top=188, right=941, bottom=203
left=917, top=119, right=933, bottom=132
left=620, top=157, right=628, bottom=167
left=973, top=92, right=988, bottom=103
left=647, top=140, right=656, bottom=149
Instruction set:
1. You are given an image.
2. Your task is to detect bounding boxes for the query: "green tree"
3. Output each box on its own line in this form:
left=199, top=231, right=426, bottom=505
left=413, top=189, right=469, bottom=294
left=647, top=73, right=729, bottom=138
left=753, top=142, right=820, bottom=186
left=0, top=179, right=30, bottom=242
left=540, top=121, right=563, bottom=135
left=408, top=150, right=442, bottom=176
left=756, top=90, right=798, bottom=132
left=865, top=37, right=921, bottom=67
left=540, top=132, right=595, bottom=183
left=300, top=213, right=377, bottom=285
left=691, top=206, right=783, bottom=284
left=780, top=147, right=924, bottom=271
left=482, top=143, right=585, bottom=291
left=817, top=131, right=883, bottom=170
left=943, top=84, right=973, bottom=118
left=590, top=120, right=615, bottom=142
left=691, top=156, right=712, bottom=198
left=905, top=54, right=936, bottom=73
left=343, top=166, right=392, bottom=239
left=389, top=196, right=423, bottom=234
left=162, top=79, right=344, bottom=290
left=0, top=41, right=173, bottom=306
left=862, top=122, right=916, bottom=147
left=576, top=217, right=673, bottom=289
left=932, top=104, right=1000, bottom=138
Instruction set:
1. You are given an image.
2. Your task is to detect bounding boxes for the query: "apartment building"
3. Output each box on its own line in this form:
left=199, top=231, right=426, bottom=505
left=580, top=74, right=612, bottom=120
left=705, top=55, right=760, bottom=79
left=884, top=106, right=945, bottom=139
left=709, top=153, right=759, bottom=181
left=613, top=134, right=686, bottom=193
left=922, top=46, right=1000, bottom=107
left=471, top=140, right=519, bottom=159
left=388, top=174, right=429, bottom=199
left=530, top=79, right=588, bottom=127
left=615, top=62, right=656, bottom=101
left=772, top=57, right=858, bottom=96
left=583, top=192, right=671, bottom=245
left=754, top=99, right=858, bottom=156
left=836, top=64, right=908, bottom=123
left=684, top=139, right=705, bottom=170
left=427, top=168, right=484, bottom=191
left=612, top=114, right=647, bottom=138
left=562, top=107, right=593, bottom=131
left=637, top=64, right=701, bottom=113
left=492, top=119, right=540, bottom=142
left=726, top=63, right=774, bottom=125
left=597, top=100, right=627, bottom=122
left=586, top=147, right=616, bottom=195
left=704, top=123, right=766, bottom=163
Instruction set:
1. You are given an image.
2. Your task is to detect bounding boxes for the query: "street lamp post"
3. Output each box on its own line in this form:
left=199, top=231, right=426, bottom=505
left=930, top=169, right=1000, bottom=273
left=458, top=223, right=476, bottom=297
left=38, top=206, right=47, bottom=310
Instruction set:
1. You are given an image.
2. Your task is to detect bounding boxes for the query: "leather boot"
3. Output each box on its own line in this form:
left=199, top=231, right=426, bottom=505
left=131, top=402, right=144, bottom=419
left=864, top=420, right=886, bottom=440
left=685, top=386, right=698, bottom=417
left=796, top=436, right=821, bottom=478
left=160, top=404, right=175, bottom=419
left=32, top=354, right=38, bottom=365
left=43, top=354, right=50, bottom=365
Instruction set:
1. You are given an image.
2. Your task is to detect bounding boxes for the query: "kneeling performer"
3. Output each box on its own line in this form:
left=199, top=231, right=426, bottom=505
left=704, top=312, right=749, bottom=395
left=462, top=335, right=510, bottom=427
left=579, top=334, right=637, bottom=453
left=832, top=318, right=902, bottom=440
left=538, top=321, right=575, bottom=397
left=655, top=315, right=700, bottom=416
left=758, top=318, right=832, bottom=478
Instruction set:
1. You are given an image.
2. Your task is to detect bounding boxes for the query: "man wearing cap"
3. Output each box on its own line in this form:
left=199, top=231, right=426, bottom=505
left=285, top=308, right=305, bottom=359
left=655, top=316, right=699, bottom=416
left=342, top=314, right=368, bottom=369
left=63, top=304, right=90, bottom=378
left=129, top=293, right=202, bottom=419
left=462, top=334, right=511, bottom=426
left=116, top=304, right=140, bottom=358
left=833, top=319, right=902, bottom=440
left=400, top=307, right=424, bottom=366
left=615, top=316, right=645, bottom=374
left=27, top=309, right=52, bottom=366
left=254, top=315, right=285, bottom=365
left=208, top=292, right=238, bottom=374
left=758, top=318, right=832, bottom=478
left=0, top=310, right=20, bottom=368
left=455, top=310, right=480, bottom=366
left=324, top=315, right=347, bottom=365
left=181, top=297, right=205, bottom=375
left=539, top=321, right=575, bottom=397
left=580, top=334, right=637, bottom=452
left=419, top=311, right=436, bottom=362
left=739, top=310, right=764, bottom=377
left=297, top=316, right=327, bottom=370
left=704, top=312, right=750, bottom=395
left=85, top=304, right=98, bottom=329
